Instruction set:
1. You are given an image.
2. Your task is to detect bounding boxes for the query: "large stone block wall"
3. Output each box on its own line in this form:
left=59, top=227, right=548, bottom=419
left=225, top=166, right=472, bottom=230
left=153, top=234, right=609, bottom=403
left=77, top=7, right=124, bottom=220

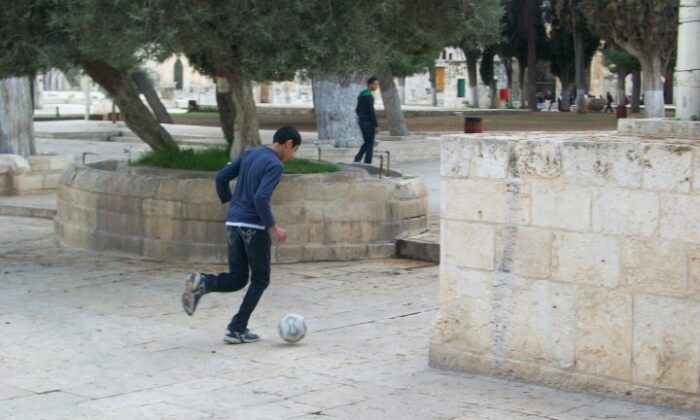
left=618, top=118, right=700, bottom=139
left=0, top=154, right=75, bottom=195
left=431, top=132, right=700, bottom=412
left=55, top=162, right=428, bottom=263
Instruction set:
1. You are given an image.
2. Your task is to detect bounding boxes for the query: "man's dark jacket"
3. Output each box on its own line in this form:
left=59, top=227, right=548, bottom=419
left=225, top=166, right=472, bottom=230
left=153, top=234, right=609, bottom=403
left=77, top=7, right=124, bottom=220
left=356, top=89, right=378, bottom=128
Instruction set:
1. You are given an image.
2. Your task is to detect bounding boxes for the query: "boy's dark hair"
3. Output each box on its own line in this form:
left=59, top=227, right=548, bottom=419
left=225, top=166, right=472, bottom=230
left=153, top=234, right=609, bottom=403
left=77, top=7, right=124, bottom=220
left=367, top=76, right=378, bottom=85
left=273, top=126, right=302, bottom=147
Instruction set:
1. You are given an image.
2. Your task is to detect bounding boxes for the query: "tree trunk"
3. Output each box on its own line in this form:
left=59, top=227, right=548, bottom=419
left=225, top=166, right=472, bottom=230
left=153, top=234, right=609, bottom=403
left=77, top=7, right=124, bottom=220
left=130, top=70, right=173, bottom=124
left=80, top=59, right=178, bottom=151
left=311, top=72, right=364, bottom=147
left=663, top=67, right=674, bottom=105
left=617, top=71, right=626, bottom=106
left=215, top=77, right=235, bottom=152
left=639, top=54, right=665, bottom=118
left=33, top=75, right=43, bottom=110
left=489, top=80, right=498, bottom=109
left=631, top=70, right=641, bottom=113
left=503, top=56, right=513, bottom=100
left=560, top=77, right=572, bottom=112
left=573, top=25, right=587, bottom=113
left=0, top=77, right=35, bottom=157
left=518, top=59, right=526, bottom=105
left=466, top=49, right=480, bottom=108
left=630, top=70, right=642, bottom=113
left=526, top=0, right=537, bottom=111
left=377, top=65, right=408, bottom=136
left=428, top=66, right=438, bottom=107
left=229, top=73, right=261, bottom=159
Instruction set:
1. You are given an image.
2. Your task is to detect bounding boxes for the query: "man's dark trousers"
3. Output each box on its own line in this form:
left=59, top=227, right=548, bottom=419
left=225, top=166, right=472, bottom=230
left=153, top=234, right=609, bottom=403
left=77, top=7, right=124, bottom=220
left=354, top=121, right=375, bottom=164
left=202, top=226, right=270, bottom=333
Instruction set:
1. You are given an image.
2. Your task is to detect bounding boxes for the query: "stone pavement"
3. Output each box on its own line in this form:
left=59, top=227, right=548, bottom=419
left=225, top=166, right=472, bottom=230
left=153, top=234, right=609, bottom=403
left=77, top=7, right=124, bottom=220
left=1, top=216, right=698, bottom=419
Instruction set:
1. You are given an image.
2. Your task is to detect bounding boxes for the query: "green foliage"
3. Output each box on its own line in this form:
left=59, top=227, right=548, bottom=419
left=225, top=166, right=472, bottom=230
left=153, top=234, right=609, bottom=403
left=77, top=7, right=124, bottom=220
left=133, top=147, right=339, bottom=174
left=602, top=44, right=640, bottom=75
left=499, top=0, right=548, bottom=69
left=0, top=0, right=170, bottom=78
left=455, top=0, right=504, bottom=49
left=0, top=1, right=63, bottom=77
left=578, top=0, right=677, bottom=65
left=163, top=0, right=309, bottom=81
left=479, top=47, right=496, bottom=85
left=544, top=25, right=575, bottom=81
left=377, top=0, right=500, bottom=78
left=543, top=2, right=599, bottom=83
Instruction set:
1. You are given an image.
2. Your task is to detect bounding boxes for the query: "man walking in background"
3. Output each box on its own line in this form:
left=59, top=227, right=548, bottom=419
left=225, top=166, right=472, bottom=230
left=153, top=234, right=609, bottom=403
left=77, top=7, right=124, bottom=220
left=181, top=126, right=301, bottom=344
left=354, top=77, right=379, bottom=164
left=604, top=91, right=614, bottom=113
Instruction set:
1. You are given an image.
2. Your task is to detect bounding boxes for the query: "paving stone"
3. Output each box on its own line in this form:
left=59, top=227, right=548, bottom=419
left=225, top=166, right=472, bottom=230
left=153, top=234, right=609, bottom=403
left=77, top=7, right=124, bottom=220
left=1, top=215, right=697, bottom=420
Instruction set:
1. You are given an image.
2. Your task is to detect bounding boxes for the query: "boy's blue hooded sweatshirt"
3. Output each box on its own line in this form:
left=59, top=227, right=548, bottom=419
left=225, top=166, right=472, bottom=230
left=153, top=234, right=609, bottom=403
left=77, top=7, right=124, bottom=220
left=215, top=147, right=283, bottom=228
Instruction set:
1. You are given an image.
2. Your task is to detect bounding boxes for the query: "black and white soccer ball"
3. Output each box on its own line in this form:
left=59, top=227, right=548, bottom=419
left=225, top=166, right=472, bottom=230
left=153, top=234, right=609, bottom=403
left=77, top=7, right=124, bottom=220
left=277, top=313, right=307, bottom=343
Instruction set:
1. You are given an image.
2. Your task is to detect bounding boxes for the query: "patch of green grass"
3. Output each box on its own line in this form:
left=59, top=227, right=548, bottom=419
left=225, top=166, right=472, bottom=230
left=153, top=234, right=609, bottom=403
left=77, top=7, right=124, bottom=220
left=133, top=146, right=229, bottom=171
left=284, top=157, right=339, bottom=174
left=132, top=147, right=338, bottom=174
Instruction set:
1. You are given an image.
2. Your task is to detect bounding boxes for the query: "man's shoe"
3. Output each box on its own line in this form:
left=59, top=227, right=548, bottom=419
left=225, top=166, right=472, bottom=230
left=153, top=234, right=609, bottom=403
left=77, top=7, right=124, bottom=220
left=182, top=273, right=206, bottom=316
left=185, top=272, right=205, bottom=293
left=224, top=329, right=260, bottom=344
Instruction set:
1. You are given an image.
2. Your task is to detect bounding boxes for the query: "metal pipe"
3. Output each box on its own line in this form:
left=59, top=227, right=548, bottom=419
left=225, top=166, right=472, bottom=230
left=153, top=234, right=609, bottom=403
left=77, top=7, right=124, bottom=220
left=82, top=152, right=97, bottom=165
left=313, top=140, right=322, bottom=161
left=375, top=150, right=390, bottom=173
left=378, top=155, right=384, bottom=178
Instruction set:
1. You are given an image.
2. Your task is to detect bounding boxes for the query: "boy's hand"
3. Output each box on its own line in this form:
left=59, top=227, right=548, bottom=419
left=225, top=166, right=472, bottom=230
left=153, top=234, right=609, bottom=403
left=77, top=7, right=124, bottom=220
left=270, top=225, right=287, bottom=244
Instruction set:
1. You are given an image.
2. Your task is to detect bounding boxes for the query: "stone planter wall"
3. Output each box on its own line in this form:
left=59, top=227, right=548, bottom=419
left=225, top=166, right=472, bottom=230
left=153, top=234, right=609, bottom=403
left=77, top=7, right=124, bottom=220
left=55, top=162, right=428, bottom=263
left=431, top=132, right=700, bottom=411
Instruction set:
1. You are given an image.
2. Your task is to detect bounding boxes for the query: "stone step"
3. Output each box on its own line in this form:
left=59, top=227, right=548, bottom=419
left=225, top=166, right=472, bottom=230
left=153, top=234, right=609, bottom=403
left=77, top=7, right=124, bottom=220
left=0, top=194, right=57, bottom=220
left=396, top=232, right=439, bottom=263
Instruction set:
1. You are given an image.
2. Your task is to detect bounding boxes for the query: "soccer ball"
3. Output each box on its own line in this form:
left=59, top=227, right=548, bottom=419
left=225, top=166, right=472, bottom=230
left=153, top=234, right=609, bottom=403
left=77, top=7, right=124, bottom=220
left=278, top=313, right=307, bottom=343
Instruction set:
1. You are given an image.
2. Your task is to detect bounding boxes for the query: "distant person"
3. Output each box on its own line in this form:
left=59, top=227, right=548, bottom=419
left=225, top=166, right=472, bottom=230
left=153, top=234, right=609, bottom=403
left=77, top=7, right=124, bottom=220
left=181, top=126, right=302, bottom=344
left=604, top=91, right=614, bottom=113
left=354, top=77, right=379, bottom=164
left=544, top=90, right=553, bottom=111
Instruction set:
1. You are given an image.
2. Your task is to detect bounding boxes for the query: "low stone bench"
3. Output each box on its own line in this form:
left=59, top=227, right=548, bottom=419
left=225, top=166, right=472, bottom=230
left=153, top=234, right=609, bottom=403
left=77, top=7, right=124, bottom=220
left=55, top=161, right=428, bottom=263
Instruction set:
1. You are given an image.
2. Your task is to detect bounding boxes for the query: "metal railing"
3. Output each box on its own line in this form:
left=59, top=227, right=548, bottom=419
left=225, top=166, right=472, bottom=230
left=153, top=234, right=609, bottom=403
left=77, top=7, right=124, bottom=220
left=312, top=140, right=322, bottom=161
left=374, top=150, right=390, bottom=177
left=81, top=152, right=97, bottom=164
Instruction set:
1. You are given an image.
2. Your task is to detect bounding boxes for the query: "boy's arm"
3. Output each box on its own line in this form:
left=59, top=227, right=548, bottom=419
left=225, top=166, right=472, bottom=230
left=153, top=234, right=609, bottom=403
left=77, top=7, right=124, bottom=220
left=215, top=157, right=242, bottom=204
left=253, top=164, right=284, bottom=228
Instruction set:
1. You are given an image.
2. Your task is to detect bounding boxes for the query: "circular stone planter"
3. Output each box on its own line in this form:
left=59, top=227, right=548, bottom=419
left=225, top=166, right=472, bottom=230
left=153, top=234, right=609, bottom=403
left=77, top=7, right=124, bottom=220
left=55, top=161, right=428, bottom=263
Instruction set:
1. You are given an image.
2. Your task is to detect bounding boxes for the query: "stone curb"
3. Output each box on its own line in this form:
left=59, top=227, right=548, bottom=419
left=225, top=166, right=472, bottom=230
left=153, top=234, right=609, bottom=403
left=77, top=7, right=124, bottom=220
left=0, top=203, right=56, bottom=219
